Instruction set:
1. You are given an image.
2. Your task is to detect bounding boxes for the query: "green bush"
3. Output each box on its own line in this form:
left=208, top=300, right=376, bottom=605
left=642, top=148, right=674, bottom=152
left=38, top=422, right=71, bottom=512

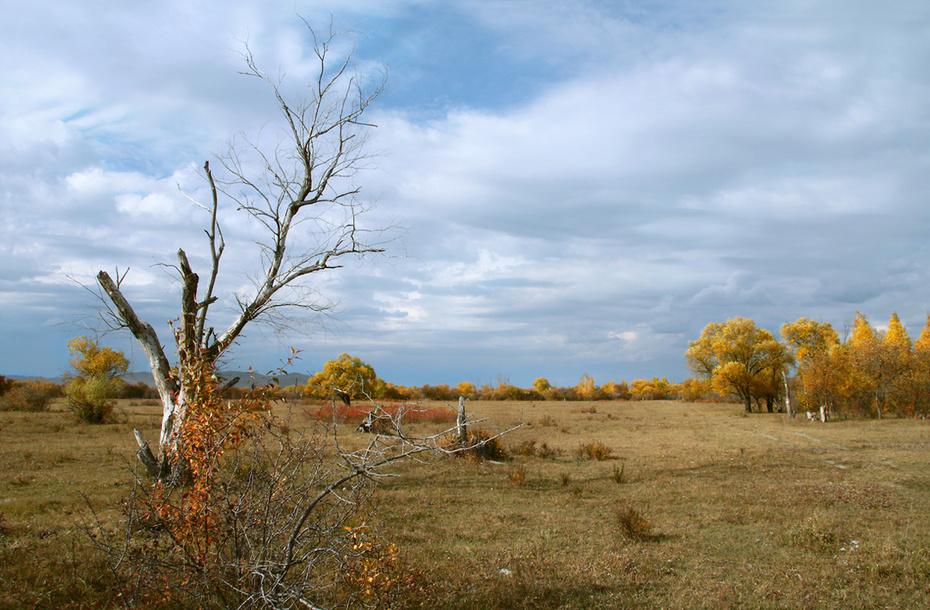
left=66, top=374, right=117, bottom=423
left=0, top=379, right=59, bottom=412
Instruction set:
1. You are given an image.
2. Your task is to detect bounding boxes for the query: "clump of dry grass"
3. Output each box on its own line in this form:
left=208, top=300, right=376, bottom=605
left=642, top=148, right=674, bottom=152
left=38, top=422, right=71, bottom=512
left=443, top=428, right=508, bottom=461
left=611, top=462, right=626, bottom=484
left=574, top=440, right=612, bottom=461
left=786, top=511, right=841, bottom=552
left=510, top=438, right=561, bottom=459
left=508, top=463, right=527, bottom=487
left=511, top=438, right=538, bottom=456
left=615, top=501, right=652, bottom=540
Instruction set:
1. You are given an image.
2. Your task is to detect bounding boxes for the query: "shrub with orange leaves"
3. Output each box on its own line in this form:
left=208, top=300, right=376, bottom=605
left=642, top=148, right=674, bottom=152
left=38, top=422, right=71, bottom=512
left=85, top=350, right=450, bottom=609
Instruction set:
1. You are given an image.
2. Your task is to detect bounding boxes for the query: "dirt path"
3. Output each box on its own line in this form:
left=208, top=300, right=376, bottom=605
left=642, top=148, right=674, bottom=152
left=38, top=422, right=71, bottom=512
left=740, top=423, right=849, bottom=452
left=789, top=431, right=848, bottom=450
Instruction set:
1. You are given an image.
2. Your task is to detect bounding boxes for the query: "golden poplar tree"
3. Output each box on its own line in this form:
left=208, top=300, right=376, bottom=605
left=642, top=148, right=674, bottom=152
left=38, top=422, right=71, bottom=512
left=842, top=312, right=884, bottom=416
left=686, top=317, right=792, bottom=413
left=882, top=312, right=914, bottom=412
left=306, top=353, right=382, bottom=406
left=908, top=314, right=930, bottom=416
left=781, top=318, right=841, bottom=413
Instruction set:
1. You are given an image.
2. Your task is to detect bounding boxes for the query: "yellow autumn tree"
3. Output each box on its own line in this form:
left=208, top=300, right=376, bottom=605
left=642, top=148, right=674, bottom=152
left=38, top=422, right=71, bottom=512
left=306, top=353, right=382, bottom=405
left=882, top=312, right=914, bottom=413
left=781, top=318, right=840, bottom=365
left=781, top=318, right=841, bottom=412
left=912, top=315, right=930, bottom=416
left=65, top=336, right=130, bottom=423
left=840, top=312, right=918, bottom=418
left=457, top=381, right=478, bottom=398
left=68, top=335, right=130, bottom=379
left=686, top=317, right=792, bottom=413
left=575, top=373, right=602, bottom=400
left=630, top=377, right=673, bottom=401
left=601, top=380, right=631, bottom=400
left=837, top=311, right=883, bottom=416
left=781, top=312, right=927, bottom=418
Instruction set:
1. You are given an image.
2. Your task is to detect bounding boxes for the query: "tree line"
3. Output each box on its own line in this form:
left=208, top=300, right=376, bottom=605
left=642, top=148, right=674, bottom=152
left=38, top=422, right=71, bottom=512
left=686, top=313, right=930, bottom=418
left=299, top=353, right=687, bottom=404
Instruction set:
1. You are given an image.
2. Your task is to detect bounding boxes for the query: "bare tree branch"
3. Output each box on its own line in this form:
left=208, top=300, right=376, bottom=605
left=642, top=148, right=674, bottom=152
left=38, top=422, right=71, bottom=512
left=91, top=23, right=388, bottom=480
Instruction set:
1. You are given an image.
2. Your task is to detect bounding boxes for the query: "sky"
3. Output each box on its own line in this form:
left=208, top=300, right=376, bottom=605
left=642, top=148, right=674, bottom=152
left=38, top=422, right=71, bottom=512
left=1, top=0, right=929, bottom=388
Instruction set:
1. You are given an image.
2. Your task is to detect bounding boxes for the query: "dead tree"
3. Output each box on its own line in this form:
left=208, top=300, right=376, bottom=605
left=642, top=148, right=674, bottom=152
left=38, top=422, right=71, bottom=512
left=95, top=25, right=387, bottom=482
left=84, top=389, right=522, bottom=608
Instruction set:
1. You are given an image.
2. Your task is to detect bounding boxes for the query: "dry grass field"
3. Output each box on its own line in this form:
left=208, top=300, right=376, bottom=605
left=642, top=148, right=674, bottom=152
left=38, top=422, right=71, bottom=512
left=1, top=398, right=928, bottom=608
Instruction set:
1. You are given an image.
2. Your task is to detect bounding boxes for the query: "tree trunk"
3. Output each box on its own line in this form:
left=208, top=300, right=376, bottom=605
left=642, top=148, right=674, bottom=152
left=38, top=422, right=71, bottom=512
left=97, top=253, right=203, bottom=483
left=783, top=372, right=794, bottom=418
left=98, top=270, right=185, bottom=481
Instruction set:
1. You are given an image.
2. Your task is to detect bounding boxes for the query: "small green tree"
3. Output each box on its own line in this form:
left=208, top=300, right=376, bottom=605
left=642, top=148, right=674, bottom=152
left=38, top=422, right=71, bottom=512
left=65, top=336, right=129, bottom=423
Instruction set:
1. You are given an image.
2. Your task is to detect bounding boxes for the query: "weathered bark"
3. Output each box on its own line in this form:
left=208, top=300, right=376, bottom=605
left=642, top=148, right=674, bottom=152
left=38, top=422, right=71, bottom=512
left=97, top=270, right=181, bottom=464
left=133, top=428, right=160, bottom=480
left=457, top=396, right=468, bottom=443
left=783, top=372, right=794, bottom=418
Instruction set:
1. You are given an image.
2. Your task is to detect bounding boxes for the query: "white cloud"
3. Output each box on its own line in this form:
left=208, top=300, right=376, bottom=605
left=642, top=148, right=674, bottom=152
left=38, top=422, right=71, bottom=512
left=2, top=0, right=929, bottom=385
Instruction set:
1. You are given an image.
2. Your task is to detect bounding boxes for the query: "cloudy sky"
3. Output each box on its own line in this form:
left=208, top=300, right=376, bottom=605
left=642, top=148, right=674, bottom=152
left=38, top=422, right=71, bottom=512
left=2, top=0, right=928, bottom=388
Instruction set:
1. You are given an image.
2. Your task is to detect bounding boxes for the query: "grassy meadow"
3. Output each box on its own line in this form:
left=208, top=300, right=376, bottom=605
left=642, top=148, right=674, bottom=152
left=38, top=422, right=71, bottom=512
left=1, top=398, right=928, bottom=608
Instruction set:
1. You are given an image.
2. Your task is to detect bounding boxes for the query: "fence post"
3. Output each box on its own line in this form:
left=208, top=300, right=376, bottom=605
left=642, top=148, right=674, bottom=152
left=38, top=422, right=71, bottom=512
left=457, top=396, right=467, bottom=444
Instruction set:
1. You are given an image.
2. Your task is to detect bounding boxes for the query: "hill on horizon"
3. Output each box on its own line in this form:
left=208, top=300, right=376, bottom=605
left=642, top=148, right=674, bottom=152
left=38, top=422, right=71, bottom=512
left=8, top=371, right=311, bottom=389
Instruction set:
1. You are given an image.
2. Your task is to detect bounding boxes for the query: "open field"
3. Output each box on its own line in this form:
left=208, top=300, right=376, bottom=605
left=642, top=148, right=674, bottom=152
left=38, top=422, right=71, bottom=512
left=1, top=399, right=928, bottom=608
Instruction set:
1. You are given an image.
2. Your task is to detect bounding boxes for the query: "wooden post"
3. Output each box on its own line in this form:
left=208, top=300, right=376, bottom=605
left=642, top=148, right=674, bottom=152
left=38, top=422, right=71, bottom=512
left=457, top=396, right=467, bottom=444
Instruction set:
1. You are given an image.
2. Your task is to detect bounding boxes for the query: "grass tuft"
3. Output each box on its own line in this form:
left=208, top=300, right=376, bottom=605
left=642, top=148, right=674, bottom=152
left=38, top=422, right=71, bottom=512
left=615, top=501, right=652, bottom=541
left=574, top=440, right=613, bottom=461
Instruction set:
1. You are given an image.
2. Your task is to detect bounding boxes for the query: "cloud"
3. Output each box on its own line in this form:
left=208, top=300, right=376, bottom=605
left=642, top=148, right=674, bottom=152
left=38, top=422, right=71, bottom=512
left=1, top=0, right=929, bottom=386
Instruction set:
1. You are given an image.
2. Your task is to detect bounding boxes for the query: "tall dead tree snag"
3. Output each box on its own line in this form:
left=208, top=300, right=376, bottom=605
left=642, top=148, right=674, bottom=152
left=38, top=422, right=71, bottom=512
left=96, top=26, right=387, bottom=481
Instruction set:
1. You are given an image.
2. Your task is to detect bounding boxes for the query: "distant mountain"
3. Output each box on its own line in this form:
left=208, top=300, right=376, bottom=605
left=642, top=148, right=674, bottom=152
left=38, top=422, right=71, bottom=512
left=217, top=371, right=311, bottom=389
left=10, top=371, right=311, bottom=389
left=122, top=371, right=156, bottom=386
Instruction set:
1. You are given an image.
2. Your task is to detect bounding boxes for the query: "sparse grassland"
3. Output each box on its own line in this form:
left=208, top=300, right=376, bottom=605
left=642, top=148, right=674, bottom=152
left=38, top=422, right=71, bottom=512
left=1, top=398, right=928, bottom=608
